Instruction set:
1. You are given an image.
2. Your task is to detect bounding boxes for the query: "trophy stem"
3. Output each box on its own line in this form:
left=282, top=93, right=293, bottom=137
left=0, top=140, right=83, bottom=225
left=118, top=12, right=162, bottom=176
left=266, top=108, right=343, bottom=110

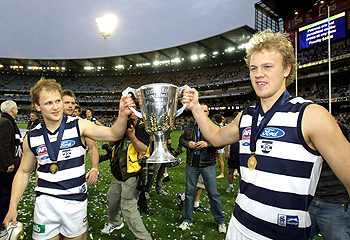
left=147, top=131, right=176, bottom=163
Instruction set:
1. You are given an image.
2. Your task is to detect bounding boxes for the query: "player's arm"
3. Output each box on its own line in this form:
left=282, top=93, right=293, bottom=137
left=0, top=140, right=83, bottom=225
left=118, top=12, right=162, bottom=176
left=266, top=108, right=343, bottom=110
left=79, top=95, right=135, bottom=142
left=182, top=88, right=241, bottom=147
left=3, top=135, right=36, bottom=228
left=85, top=138, right=99, bottom=185
left=303, top=104, right=350, bottom=194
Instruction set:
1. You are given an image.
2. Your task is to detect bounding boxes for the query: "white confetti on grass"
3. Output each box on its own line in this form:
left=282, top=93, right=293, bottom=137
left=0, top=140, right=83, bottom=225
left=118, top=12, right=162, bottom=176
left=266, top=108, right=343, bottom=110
left=17, top=133, right=237, bottom=240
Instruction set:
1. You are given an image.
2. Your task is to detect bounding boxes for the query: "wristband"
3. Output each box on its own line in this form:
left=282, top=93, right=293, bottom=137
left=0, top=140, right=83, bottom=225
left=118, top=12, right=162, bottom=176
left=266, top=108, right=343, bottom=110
left=90, top=168, right=99, bottom=175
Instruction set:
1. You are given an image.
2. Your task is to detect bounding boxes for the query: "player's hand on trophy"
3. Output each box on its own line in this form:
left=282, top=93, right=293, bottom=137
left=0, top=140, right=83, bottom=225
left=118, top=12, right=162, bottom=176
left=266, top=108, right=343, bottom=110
left=181, top=88, right=199, bottom=110
left=120, top=94, right=136, bottom=116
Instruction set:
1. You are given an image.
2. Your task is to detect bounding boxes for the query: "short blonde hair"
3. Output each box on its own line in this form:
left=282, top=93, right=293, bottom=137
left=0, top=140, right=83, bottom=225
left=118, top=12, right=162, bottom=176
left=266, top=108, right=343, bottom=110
left=245, top=30, right=296, bottom=85
left=30, top=76, right=62, bottom=110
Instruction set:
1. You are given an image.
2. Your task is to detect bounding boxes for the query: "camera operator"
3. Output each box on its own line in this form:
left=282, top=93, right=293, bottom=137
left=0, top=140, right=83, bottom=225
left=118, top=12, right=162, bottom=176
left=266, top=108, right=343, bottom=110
left=100, top=113, right=152, bottom=240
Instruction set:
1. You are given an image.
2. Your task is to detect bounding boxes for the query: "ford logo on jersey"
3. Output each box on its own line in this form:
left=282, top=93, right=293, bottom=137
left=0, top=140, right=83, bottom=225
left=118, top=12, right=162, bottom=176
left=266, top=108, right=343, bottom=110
left=260, top=127, right=285, bottom=138
left=36, top=145, right=48, bottom=155
left=60, top=140, right=75, bottom=149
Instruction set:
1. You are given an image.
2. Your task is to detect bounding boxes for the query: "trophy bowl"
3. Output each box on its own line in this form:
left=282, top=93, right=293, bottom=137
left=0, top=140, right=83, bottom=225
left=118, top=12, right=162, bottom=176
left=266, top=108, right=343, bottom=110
left=122, top=83, right=190, bottom=163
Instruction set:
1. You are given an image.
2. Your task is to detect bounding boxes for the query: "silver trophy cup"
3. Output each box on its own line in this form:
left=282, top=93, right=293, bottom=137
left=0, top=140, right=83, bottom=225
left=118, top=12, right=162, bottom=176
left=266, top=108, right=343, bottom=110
left=122, top=83, right=190, bottom=163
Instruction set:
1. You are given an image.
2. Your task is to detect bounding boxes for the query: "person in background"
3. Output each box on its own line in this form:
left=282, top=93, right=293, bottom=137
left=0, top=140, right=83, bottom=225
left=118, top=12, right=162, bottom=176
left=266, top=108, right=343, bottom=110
left=74, top=105, right=82, bottom=117
left=212, top=114, right=225, bottom=179
left=27, top=112, right=40, bottom=130
left=0, top=100, right=22, bottom=235
left=62, top=90, right=99, bottom=186
left=100, top=113, right=152, bottom=240
left=224, top=112, right=240, bottom=194
left=177, top=103, right=226, bottom=234
left=308, top=124, right=350, bottom=240
left=181, top=30, right=350, bottom=240
left=86, top=107, right=103, bottom=126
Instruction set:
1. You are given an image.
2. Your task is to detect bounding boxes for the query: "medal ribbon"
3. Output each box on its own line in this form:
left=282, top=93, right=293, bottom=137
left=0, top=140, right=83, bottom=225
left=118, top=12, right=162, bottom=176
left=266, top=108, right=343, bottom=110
left=41, top=116, right=66, bottom=162
left=250, top=90, right=291, bottom=154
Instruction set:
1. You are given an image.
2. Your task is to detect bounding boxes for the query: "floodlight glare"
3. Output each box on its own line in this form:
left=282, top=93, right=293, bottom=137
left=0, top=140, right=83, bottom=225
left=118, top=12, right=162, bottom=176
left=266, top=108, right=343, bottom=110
left=96, top=14, right=117, bottom=56
left=96, top=15, right=117, bottom=38
left=191, top=55, right=198, bottom=60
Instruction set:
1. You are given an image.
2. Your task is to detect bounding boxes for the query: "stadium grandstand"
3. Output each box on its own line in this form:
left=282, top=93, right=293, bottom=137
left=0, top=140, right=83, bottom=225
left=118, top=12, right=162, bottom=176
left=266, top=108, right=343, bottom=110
left=0, top=0, right=349, bottom=132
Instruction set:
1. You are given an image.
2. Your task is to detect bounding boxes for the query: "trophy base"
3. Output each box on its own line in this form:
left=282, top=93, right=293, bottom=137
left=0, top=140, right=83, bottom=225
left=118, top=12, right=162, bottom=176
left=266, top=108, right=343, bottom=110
left=146, top=154, right=177, bottom=164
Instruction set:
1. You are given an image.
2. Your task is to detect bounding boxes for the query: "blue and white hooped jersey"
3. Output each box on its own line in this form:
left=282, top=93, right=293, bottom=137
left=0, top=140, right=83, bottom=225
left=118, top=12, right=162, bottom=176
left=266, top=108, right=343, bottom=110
left=234, top=97, right=323, bottom=240
left=29, top=116, right=87, bottom=201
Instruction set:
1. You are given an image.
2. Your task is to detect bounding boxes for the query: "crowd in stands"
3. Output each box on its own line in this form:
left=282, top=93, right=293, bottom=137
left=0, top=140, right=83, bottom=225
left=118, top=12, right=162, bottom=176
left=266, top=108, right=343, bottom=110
left=298, top=39, right=350, bottom=65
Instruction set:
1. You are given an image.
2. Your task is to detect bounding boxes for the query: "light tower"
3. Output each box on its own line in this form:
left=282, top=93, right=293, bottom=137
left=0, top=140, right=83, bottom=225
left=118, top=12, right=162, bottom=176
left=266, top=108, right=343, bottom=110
left=95, top=15, right=117, bottom=57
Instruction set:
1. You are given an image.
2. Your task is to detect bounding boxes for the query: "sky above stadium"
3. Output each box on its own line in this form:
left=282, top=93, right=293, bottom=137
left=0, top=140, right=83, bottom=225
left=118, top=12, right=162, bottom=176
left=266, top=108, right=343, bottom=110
left=0, top=0, right=257, bottom=59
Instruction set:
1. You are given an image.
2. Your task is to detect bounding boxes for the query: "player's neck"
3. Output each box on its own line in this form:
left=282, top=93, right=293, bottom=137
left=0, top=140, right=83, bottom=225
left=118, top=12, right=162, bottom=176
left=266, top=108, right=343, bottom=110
left=43, top=117, right=63, bottom=132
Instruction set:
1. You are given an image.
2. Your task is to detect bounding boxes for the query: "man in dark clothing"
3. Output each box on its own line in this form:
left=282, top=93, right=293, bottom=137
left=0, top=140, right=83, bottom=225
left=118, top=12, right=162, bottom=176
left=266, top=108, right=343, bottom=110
left=177, top=103, right=226, bottom=234
left=0, top=100, right=22, bottom=231
left=27, top=112, right=40, bottom=130
left=308, top=124, right=350, bottom=240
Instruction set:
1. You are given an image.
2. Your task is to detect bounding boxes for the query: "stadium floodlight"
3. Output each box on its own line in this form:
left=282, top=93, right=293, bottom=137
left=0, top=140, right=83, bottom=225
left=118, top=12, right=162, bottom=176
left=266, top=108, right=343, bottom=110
left=96, top=14, right=117, bottom=57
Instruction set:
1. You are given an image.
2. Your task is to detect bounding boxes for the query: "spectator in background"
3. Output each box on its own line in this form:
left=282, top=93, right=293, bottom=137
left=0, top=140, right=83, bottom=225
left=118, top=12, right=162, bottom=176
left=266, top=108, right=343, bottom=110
left=86, top=107, right=103, bottom=126
left=74, top=105, right=82, bottom=117
left=308, top=124, right=350, bottom=240
left=212, top=114, right=225, bottom=179
left=224, top=112, right=240, bottom=194
left=27, top=112, right=40, bottom=130
left=62, top=90, right=99, bottom=186
left=101, top=113, right=152, bottom=240
left=178, top=103, right=226, bottom=234
left=0, top=100, right=22, bottom=234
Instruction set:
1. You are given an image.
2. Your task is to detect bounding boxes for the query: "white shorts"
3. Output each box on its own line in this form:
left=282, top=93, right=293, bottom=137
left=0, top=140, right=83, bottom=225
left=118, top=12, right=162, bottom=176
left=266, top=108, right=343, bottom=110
left=32, top=195, right=88, bottom=240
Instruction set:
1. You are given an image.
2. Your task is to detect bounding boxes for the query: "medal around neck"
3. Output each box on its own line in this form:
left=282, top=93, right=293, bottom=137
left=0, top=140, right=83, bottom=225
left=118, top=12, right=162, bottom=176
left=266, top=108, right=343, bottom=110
left=49, top=161, right=58, bottom=174
left=248, top=154, right=257, bottom=170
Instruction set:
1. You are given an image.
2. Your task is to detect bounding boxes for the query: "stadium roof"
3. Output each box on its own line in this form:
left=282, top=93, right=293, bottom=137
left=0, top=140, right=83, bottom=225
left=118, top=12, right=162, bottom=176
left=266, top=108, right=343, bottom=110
left=260, top=0, right=332, bottom=19
left=0, top=25, right=256, bottom=74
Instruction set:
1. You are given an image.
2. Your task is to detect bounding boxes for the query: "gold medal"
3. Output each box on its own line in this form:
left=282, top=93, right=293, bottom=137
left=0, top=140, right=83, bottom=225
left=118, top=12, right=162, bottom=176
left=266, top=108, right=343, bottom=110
left=49, top=161, right=58, bottom=174
left=248, top=154, right=257, bottom=170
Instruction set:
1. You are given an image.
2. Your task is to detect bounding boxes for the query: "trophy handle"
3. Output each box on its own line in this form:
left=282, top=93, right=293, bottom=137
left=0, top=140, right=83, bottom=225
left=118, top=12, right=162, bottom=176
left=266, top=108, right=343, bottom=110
left=122, top=87, right=142, bottom=118
left=176, top=85, right=191, bottom=117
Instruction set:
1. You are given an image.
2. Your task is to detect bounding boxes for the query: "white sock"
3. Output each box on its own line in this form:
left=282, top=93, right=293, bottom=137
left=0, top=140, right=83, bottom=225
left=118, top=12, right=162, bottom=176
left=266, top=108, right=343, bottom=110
left=181, top=193, right=185, bottom=201
left=229, top=184, right=233, bottom=188
left=164, top=173, right=169, bottom=177
left=194, top=201, right=199, bottom=208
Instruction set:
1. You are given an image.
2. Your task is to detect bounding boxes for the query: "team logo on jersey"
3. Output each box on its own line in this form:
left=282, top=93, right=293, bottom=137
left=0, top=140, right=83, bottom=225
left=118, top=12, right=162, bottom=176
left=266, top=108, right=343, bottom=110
left=261, top=140, right=273, bottom=154
left=60, top=140, right=75, bottom=149
left=36, top=145, right=49, bottom=160
left=36, top=145, right=48, bottom=155
left=260, top=127, right=285, bottom=139
left=242, top=127, right=251, bottom=146
left=277, top=214, right=299, bottom=228
left=62, top=149, right=71, bottom=158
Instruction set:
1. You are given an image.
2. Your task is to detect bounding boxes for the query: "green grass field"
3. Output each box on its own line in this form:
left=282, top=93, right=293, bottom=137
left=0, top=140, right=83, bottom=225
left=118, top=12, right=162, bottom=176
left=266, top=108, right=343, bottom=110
left=15, top=125, right=323, bottom=239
